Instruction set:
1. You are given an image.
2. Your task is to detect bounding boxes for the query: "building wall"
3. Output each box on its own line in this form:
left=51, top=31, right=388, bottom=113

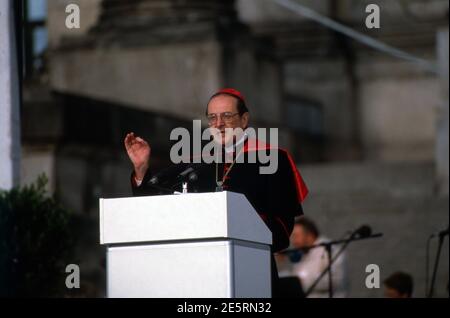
left=284, top=59, right=358, bottom=161
left=46, top=0, right=448, bottom=163
left=21, top=146, right=55, bottom=194
left=47, top=0, right=102, bottom=48
left=50, top=42, right=223, bottom=119
left=358, top=60, right=439, bottom=161
left=237, top=0, right=330, bottom=25
left=237, top=0, right=449, bottom=25
left=237, top=0, right=447, bottom=162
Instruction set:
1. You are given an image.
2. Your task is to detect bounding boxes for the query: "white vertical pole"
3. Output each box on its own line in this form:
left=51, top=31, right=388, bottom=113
left=0, top=0, right=21, bottom=190
left=436, top=28, right=449, bottom=196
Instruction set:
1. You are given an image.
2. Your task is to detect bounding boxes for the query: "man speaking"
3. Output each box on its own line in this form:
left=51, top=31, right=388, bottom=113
left=124, top=88, right=308, bottom=296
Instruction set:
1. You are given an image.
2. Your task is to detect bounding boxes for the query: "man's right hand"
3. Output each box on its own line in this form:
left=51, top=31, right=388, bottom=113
left=124, top=132, right=151, bottom=181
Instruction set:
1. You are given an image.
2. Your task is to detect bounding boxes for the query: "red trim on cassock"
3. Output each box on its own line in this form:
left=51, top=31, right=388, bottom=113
left=280, top=148, right=309, bottom=203
left=275, top=216, right=291, bottom=239
left=243, top=138, right=309, bottom=203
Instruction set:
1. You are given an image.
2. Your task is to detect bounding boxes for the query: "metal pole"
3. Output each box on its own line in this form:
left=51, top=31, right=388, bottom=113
left=0, top=0, right=21, bottom=190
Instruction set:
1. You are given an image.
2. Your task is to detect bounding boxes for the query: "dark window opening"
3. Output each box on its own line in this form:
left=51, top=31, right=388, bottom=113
left=285, top=96, right=324, bottom=138
left=23, top=0, right=47, bottom=78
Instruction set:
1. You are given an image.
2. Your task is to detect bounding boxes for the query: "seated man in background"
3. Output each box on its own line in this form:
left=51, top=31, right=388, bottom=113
left=383, top=272, right=413, bottom=298
left=289, top=217, right=348, bottom=298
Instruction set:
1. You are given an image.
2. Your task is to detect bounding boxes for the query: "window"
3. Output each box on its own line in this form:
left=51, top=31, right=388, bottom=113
left=285, top=97, right=324, bottom=137
left=23, top=0, right=48, bottom=77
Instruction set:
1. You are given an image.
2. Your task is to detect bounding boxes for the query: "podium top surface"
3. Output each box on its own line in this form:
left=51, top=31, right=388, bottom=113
left=100, top=191, right=272, bottom=246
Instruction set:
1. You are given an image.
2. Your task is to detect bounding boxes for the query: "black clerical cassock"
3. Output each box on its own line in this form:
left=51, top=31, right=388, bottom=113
left=131, top=138, right=308, bottom=251
left=130, top=138, right=309, bottom=294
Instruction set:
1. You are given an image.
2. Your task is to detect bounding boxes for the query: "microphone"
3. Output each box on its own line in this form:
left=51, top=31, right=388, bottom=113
left=178, top=166, right=197, bottom=180
left=439, top=227, right=449, bottom=237
left=288, top=250, right=303, bottom=263
left=148, top=166, right=182, bottom=185
left=431, top=226, right=449, bottom=238
left=148, top=164, right=202, bottom=186
left=350, top=225, right=372, bottom=239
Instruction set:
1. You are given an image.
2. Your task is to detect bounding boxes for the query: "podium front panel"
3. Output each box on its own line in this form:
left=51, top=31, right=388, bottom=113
left=107, top=240, right=271, bottom=298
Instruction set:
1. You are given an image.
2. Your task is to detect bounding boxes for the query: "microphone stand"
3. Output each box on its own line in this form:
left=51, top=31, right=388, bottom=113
left=284, top=232, right=383, bottom=298
left=427, top=230, right=448, bottom=298
left=148, top=170, right=199, bottom=195
left=170, top=172, right=199, bottom=194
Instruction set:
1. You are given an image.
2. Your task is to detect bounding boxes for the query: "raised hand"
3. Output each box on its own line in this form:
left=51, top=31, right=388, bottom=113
left=124, top=132, right=151, bottom=181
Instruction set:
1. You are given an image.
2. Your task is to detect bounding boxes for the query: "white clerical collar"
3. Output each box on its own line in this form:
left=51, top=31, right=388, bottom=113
left=224, top=132, right=248, bottom=154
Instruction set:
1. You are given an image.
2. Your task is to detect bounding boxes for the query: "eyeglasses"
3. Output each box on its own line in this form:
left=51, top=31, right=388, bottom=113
left=206, top=112, right=240, bottom=125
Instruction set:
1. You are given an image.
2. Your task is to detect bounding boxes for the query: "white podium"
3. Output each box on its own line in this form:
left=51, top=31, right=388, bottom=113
left=99, top=191, right=272, bottom=298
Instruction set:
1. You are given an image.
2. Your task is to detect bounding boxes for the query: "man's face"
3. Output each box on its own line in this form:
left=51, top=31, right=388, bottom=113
left=384, top=287, right=409, bottom=298
left=207, top=95, right=249, bottom=145
left=291, top=225, right=315, bottom=250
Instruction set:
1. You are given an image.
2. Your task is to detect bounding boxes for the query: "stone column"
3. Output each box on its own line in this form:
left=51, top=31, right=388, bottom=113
left=0, top=0, right=21, bottom=190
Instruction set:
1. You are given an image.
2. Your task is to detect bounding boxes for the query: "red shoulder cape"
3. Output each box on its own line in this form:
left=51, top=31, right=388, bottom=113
left=243, top=138, right=309, bottom=203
